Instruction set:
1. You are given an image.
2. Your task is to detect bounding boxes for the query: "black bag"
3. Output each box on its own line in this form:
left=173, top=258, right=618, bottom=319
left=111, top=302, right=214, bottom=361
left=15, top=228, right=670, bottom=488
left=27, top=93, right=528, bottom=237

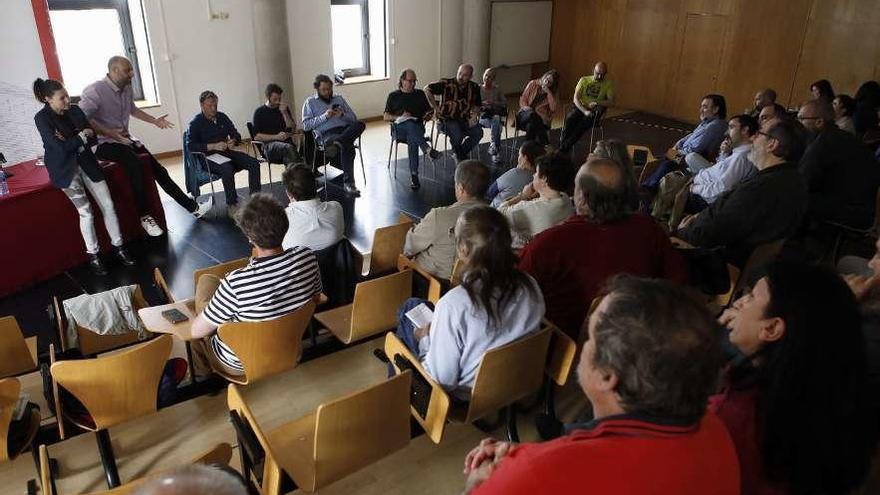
left=677, top=247, right=731, bottom=296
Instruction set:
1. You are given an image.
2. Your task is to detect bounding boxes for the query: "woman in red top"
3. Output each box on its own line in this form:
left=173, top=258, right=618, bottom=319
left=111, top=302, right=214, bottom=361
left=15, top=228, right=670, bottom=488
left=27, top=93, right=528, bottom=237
left=712, top=262, right=878, bottom=494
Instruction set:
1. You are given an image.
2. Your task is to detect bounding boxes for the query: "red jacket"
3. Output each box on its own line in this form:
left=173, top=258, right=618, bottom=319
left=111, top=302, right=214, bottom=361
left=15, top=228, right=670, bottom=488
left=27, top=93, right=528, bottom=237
left=519, top=214, right=688, bottom=338
left=473, top=412, right=740, bottom=495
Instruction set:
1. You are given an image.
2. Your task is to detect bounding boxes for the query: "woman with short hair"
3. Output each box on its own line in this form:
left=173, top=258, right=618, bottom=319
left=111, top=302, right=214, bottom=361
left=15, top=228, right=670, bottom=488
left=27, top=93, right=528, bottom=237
left=516, top=70, right=559, bottom=146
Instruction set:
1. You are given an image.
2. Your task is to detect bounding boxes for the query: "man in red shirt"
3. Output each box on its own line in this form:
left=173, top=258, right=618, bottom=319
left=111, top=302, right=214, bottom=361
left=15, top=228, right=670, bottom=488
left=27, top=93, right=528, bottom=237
left=519, top=158, right=687, bottom=338
left=462, top=277, right=740, bottom=494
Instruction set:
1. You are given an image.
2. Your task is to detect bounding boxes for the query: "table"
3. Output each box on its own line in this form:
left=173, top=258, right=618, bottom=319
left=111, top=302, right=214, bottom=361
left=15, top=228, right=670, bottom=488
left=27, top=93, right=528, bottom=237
left=0, top=157, right=167, bottom=298
left=138, top=299, right=198, bottom=381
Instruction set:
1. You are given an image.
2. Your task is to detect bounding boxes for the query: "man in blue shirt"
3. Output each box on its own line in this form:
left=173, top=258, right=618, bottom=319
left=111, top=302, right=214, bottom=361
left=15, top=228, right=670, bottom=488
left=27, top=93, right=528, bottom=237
left=187, top=90, right=261, bottom=215
left=302, top=74, right=366, bottom=197
left=671, top=94, right=728, bottom=171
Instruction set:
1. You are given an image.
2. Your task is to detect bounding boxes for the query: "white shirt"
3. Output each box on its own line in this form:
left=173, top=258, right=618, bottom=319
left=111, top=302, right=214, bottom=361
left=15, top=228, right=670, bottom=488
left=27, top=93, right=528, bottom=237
left=282, top=198, right=344, bottom=252
left=420, top=276, right=545, bottom=398
left=498, top=194, right=574, bottom=248
left=691, top=144, right=756, bottom=204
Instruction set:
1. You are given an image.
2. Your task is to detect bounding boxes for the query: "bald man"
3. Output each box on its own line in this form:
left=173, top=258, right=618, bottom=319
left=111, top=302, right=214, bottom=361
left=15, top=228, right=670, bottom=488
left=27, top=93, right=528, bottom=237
left=797, top=99, right=880, bottom=228
left=560, top=62, right=615, bottom=154
left=425, top=64, right=484, bottom=161
left=132, top=465, right=246, bottom=495
left=749, top=88, right=777, bottom=118
left=80, top=56, right=211, bottom=235
left=518, top=157, right=686, bottom=338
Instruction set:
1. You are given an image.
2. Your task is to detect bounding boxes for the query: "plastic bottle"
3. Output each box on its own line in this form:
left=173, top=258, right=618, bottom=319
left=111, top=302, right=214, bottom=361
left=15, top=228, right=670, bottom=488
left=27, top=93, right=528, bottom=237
left=0, top=170, right=8, bottom=196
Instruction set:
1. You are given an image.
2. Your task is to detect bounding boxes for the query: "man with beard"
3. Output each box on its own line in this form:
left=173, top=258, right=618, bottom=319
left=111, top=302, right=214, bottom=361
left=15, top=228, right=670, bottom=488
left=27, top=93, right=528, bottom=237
left=425, top=64, right=484, bottom=162
left=252, top=83, right=303, bottom=166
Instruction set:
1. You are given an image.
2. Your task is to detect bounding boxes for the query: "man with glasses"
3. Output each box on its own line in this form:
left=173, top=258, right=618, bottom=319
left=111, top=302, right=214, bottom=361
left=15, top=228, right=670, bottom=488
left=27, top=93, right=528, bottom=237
left=676, top=118, right=810, bottom=266
left=797, top=99, right=880, bottom=229
left=384, top=69, right=441, bottom=190
left=560, top=62, right=614, bottom=154
left=425, top=64, right=484, bottom=163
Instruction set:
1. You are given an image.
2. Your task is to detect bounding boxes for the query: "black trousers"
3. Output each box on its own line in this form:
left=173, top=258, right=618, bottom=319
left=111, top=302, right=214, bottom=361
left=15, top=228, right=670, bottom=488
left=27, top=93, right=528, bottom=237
left=516, top=109, right=550, bottom=145
left=205, top=150, right=261, bottom=205
left=96, top=142, right=198, bottom=214
left=559, top=108, right=602, bottom=153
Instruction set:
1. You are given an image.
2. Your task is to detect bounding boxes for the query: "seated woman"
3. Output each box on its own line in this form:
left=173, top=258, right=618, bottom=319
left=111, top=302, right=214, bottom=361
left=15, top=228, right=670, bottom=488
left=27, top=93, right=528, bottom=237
left=498, top=151, right=574, bottom=248
left=833, top=94, right=857, bottom=135
left=33, top=78, right=134, bottom=275
left=714, top=262, right=879, bottom=495
left=478, top=67, right=508, bottom=165
left=486, top=140, right=545, bottom=208
left=516, top=70, right=559, bottom=146
left=395, top=206, right=545, bottom=398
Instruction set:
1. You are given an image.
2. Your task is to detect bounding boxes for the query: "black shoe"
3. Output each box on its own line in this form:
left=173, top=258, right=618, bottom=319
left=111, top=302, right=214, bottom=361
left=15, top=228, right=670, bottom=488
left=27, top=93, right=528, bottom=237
left=343, top=183, right=361, bottom=197
left=115, top=247, right=136, bottom=266
left=410, top=174, right=421, bottom=190
left=88, top=254, right=107, bottom=275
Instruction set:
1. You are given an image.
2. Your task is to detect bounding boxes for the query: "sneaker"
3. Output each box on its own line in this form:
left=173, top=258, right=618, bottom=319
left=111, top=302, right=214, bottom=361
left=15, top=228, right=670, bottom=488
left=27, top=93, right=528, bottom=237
left=489, top=143, right=498, bottom=156
left=343, top=183, right=361, bottom=197
left=410, top=174, right=421, bottom=190
left=115, top=247, right=136, bottom=266
left=141, top=215, right=164, bottom=237
left=88, top=254, right=107, bottom=275
left=191, top=199, right=212, bottom=219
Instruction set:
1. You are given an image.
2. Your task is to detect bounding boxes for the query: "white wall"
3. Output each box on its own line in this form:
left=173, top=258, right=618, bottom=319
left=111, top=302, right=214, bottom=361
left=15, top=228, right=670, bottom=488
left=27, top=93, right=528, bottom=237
left=1, top=0, right=49, bottom=89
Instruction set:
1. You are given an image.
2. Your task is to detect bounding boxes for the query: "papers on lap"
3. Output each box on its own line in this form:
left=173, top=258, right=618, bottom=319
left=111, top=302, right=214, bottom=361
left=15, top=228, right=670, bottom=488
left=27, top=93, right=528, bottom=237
left=206, top=153, right=231, bottom=165
left=405, top=303, right=434, bottom=328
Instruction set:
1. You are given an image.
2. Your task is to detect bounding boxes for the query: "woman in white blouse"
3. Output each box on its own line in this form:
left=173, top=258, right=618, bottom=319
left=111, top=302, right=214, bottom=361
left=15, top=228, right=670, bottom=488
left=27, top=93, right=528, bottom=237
left=394, top=206, right=545, bottom=398
left=497, top=151, right=575, bottom=248
left=833, top=94, right=857, bottom=135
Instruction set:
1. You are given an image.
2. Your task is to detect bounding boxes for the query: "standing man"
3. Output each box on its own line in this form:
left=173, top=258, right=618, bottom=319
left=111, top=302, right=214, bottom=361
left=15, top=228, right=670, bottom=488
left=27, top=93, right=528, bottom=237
left=302, top=74, right=366, bottom=197
left=425, top=64, right=484, bottom=162
left=559, top=62, right=614, bottom=154
left=384, top=69, right=441, bottom=190
left=80, top=56, right=211, bottom=236
left=187, top=91, right=262, bottom=217
left=252, top=83, right=303, bottom=166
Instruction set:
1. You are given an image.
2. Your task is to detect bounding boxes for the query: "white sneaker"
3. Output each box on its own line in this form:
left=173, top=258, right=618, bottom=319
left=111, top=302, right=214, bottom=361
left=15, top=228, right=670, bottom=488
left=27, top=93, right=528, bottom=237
left=141, top=215, right=164, bottom=237
left=192, top=199, right=212, bottom=219
left=488, top=143, right=498, bottom=156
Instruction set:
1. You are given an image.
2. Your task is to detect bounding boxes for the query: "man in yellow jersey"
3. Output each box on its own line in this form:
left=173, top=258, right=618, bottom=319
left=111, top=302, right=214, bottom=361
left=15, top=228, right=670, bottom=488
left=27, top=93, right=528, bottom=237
left=560, top=62, right=614, bottom=153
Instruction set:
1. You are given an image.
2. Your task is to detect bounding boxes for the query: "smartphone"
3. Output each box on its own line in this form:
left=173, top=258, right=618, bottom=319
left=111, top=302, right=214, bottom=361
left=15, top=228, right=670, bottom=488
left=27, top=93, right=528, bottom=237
left=161, top=308, right=189, bottom=324
left=331, top=103, right=341, bottom=110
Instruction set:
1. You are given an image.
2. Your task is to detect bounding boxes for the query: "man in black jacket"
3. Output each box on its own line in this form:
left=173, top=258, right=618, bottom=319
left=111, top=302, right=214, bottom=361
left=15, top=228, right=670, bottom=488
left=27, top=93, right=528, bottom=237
left=676, top=118, right=810, bottom=266
left=797, top=99, right=880, bottom=229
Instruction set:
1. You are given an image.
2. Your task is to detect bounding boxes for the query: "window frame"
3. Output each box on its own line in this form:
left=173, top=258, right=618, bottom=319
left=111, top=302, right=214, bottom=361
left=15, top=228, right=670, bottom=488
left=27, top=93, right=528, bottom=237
left=47, top=0, right=151, bottom=101
left=330, top=0, right=371, bottom=78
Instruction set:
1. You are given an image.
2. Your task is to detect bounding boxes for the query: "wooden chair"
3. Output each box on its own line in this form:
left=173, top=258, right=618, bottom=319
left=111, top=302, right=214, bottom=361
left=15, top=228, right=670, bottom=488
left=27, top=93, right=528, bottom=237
left=0, top=378, right=41, bottom=464
left=227, top=373, right=411, bottom=494
left=39, top=442, right=233, bottom=495
left=397, top=255, right=443, bottom=304
left=50, top=335, right=173, bottom=488
left=385, top=324, right=553, bottom=444
left=352, top=219, right=414, bottom=279
left=213, top=300, right=317, bottom=385
left=153, top=267, right=175, bottom=304
left=0, top=317, right=38, bottom=378
left=192, top=257, right=249, bottom=294
left=627, top=144, right=657, bottom=165
left=314, top=269, right=412, bottom=344
left=53, top=286, right=150, bottom=356
left=449, top=259, right=463, bottom=287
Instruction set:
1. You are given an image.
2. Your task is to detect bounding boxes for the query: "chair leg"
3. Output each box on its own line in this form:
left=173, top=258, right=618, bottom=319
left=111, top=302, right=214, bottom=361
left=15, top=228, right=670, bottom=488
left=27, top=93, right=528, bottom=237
left=95, top=429, right=121, bottom=489
left=267, top=161, right=273, bottom=187
left=506, top=405, right=520, bottom=443
left=359, top=143, right=366, bottom=185
left=387, top=140, right=394, bottom=170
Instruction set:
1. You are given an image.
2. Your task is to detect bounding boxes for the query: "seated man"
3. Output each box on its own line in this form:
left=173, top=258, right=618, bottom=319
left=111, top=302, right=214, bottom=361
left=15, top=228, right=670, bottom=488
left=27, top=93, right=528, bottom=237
left=190, top=193, right=322, bottom=377
left=687, top=114, right=759, bottom=210
left=749, top=88, right=777, bottom=118
left=797, top=99, right=880, bottom=229
left=188, top=91, right=262, bottom=215
left=758, top=102, right=789, bottom=126
left=462, top=276, right=740, bottom=495
left=519, top=158, right=686, bottom=338
left=302, top=74, right=366, bottom=196
left=404, top=160, right=490, bottom=280
left=559, top=62, right=613, bottom=154
left=479, top=67, right=508, bottom=164
left=675, top=94, right=729, bottom=172
left=425, top=64, right=484, bottom=162
left=80, top=56, right=211, bottom=235
left=676, top=118, right=810, bottom=266
left=383, top=68, right=441, bottom=190
left=252, top=83, right=302, bottom=166
left=281, top=164, right=344, bottom=252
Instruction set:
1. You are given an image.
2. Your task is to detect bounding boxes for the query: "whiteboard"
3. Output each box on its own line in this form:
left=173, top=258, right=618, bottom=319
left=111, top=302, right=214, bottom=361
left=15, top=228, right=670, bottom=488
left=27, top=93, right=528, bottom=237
left=0, top=80, right=44, bottom=166
left=489, top=1, right=553, bottom=67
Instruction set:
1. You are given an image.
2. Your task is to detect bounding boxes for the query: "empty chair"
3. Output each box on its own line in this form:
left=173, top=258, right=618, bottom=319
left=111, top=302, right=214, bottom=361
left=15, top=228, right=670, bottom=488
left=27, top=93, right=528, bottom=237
left=314, top=270, right=413, bottom=344
left=53, top=285, right=151, bottom=356
left=50, top=335, right=173, bottom=488
left=212, top=300, right=316, bottom=384
left=227, top=373, right=411, bottom=493
left=353, top=219, right=414, bottom=279
left=192, top=257, right=249, bottom=295
left=0, top=377, right=41, bottom=464
left=0, top=317, right=37, bottom=379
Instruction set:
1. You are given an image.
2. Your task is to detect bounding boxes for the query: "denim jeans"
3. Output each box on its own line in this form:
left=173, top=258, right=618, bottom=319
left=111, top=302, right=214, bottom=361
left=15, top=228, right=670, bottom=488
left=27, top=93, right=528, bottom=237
left=440, top=119, right=483, bottom=160
left=393, top=120, right=429, bottom=175
left=388, top=297, right=434, bottom=377
left=479, top=115, right=502, bottom=151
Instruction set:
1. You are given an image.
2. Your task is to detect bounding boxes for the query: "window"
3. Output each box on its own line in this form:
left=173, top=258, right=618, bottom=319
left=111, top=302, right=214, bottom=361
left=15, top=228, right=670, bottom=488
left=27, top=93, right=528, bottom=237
left=47, top=0, right=158, bottom=103
left=330, top=0, right=386, bottom=80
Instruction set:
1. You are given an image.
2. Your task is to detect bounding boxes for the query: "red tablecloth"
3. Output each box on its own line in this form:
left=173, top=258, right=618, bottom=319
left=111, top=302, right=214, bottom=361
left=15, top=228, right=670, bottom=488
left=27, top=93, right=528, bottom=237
left=0, top=156, right=167, bottom=297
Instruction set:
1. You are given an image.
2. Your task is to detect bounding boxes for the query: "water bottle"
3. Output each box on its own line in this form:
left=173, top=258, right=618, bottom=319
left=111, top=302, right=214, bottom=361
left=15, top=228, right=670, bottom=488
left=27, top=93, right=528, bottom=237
left=0, top=170, right=8, bottom=197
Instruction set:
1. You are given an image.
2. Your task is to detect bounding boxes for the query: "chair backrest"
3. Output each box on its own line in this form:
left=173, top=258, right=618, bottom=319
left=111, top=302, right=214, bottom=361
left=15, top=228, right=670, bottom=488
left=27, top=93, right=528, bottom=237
left=316, top=239, right=355, bottom=307
left=246, top=121, right=257, bottom=141
left=347, top=269, right=413, bottom=343
left=182, top=130, right=219, bottom=195
left=192, top=257, right=249, bottom=294
left=449, top=259, right=463, bottom=287
left=397, top=255, right=443, bottom=304
left=227, top=384, right=284, bottom=494
left=217, top=300, right=316, bottom=384
left=545, top=323, right=577, bottom=387
left=311, top=373, right=411, bottom=490
left=0, top=316, right=37, bottom=378
left=466, top=326, right=552, bottom=423
left=50, top=335, right=173, bottom=430
left=153, top=267, right=175, bottom=304
left=39, top=445, right=54, bottom=495
left=55, top=286, right=150, bottom=356
left=0, top=377, right=21, bottom=462
left=367, top=222, right=413, bottom=277
left=713, top=264, right=741, bottom=308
